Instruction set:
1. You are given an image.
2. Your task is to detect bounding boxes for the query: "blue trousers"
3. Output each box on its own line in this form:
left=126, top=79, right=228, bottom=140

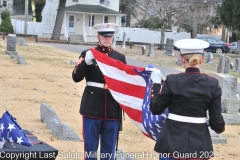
left=82, top=116, right=119, bottom=160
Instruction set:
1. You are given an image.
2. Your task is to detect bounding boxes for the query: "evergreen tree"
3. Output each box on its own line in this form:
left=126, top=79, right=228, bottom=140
left=0, top=10, right=14, bottom=33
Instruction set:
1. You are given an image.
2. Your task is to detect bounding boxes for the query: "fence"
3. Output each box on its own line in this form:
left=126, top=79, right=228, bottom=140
left=11, top=19, right=43, bottom=37
left=116, top=27, right=222, bottom=44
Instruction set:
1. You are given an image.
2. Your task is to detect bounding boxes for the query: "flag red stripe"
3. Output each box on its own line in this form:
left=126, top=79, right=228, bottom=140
left=92, top=48, right=145, bottom=75
left=120, top=104, right=142, bottom=123
left=104, top=76, right=146, bottom=98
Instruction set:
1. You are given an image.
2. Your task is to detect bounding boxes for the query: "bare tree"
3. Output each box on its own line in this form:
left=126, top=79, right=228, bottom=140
left=153, top=0, right=180, bottom=49
left=137, top=0, right=155, bottom=27
left=120, top=0, right=138, bottom=27
left=174, top=0, right=219, bottom=38
left=50, top=0, right=66, bottom=40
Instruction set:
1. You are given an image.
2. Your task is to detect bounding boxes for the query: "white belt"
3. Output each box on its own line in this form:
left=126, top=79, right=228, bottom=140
left=86, top=81, right=108, bottom=89
left=168, top=113, right=207, bottom=123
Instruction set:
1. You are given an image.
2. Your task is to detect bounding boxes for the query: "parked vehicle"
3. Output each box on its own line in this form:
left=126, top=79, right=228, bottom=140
left=174, top=37, right=230, bottom=54
left=229, top=41, right=238, bottom=53
left=197, top=37, right=230, bottom=54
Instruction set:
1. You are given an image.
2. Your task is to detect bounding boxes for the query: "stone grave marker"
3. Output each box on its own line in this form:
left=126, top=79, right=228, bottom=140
left=121, top=31, right=126, bottom=49
left=148, top=43, right=154, bottom=57
left=217, top=54, right=224, bottom=73
left=142, top=45, right=146, bottom=55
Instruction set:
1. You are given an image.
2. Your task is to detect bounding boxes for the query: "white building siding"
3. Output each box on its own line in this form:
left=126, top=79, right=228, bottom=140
left=66, top=0, right=119, bottom=12
left=42, top=0, right=59, bottom=33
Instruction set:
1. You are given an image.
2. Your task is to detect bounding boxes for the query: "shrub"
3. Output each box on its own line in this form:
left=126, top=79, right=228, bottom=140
left=0, top=10, right=14, bottom=33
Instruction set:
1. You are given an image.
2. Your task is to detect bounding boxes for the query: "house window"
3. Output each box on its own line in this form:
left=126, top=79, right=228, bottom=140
left=104, top=16, right=108, bottom=23
left=100, top=0, right=105, bottom=4
left=89, top=15, right=94, bottom=27
left=2, top=1, right=7, bottom=7
left=72, top=0, right=78, bottom=2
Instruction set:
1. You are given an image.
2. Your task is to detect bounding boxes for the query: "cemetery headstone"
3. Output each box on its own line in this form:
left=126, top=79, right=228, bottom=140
left=217, top=54, right=224, bottom=73
left=230, top=62, right=234, bottom=70
left=164, top=38, right=174, bottom=55
left=148, top=43, right=154, bottom=57
left=235, top=58, right=240, bottom=72
left=112, top=36, right=116, bottom=48
left=121, top=31, right=126, bottom=49
left=224, top=56, right=230, bottom=74
left=7, top=34, right=16, bottom=51
left=206, top=52, right=213, bottom=65
left=176, top=55, right=182, bottom=66
left=5, top=34, right=18, bottom=56
left=142, top=45, right=146, bottom=55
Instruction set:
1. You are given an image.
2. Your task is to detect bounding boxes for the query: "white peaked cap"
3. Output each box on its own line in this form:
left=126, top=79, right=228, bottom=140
left=174, top=39, right=210, bottom=55
left=93, top=23, right=118, bottom=32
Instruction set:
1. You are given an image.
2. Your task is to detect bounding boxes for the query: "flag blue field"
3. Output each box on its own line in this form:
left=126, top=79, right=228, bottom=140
left=0, top=111, right=32, bottom=147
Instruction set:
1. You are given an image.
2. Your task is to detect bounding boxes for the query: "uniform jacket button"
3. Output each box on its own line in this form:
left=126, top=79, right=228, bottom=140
left=91, top=92, right=93, bottom=94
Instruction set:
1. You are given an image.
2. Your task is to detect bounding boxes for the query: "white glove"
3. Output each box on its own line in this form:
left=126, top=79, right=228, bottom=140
left=150, top=69, right=162, bottom=84
left=85, top=50, right=95, bottom=65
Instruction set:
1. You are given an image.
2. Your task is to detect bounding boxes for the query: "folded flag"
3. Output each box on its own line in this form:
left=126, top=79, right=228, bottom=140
left=0, top=110, right=32, bottom=147
left=91, top=48, right=168, bottom=140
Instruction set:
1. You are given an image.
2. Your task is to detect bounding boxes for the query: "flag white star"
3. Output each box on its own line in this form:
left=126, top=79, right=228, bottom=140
left=150, top=114, right=153, bottom=120
left=7, top=123, right=16, bottom=132
left=9, top=137, right=14, bottom=143
left=161, top=113, right=167, bottom=119
left=144, top=121, right=146, bottom=126
left=150, top=130, right=155, bottom=135
left=17, top=136, right=24, bottom=144
left=1, top=137, right=6, bottom=142
left=155, top=123, right=162, bottom=128
left=152, top=136, right=156, bottom=140
left=0, top=123, right=4, bottom=132
left=149, top=122, right=153, bottom=129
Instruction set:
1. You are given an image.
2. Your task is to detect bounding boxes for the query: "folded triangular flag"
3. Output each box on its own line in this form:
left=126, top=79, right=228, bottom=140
left=0, top=111, right=32, bottom=147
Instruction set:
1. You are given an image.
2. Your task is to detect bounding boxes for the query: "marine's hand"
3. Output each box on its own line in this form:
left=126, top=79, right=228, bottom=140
left=150, top=69, right=162, bottom=84
left=85, top=50, right=95, bottom=65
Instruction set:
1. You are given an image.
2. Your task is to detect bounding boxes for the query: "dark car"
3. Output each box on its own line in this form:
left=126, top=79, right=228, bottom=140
left=197, top=37, right=230, bottom=54
left=174, top=37, right=230, bottom=54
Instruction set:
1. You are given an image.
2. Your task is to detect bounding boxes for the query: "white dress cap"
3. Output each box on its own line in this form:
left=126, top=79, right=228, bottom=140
left=93, top=23, right=118, bottom=34
left=174, top=39, right=210, bottom=55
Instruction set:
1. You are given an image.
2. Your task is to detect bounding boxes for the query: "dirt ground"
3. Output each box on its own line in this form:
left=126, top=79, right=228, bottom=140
left=0, top=39, right=240, bottom=160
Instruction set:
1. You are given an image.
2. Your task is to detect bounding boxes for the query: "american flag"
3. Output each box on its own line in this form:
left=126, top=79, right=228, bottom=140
left=91, top=48, right=168, bottom=140
left=0, top=111, right=32, bottom=147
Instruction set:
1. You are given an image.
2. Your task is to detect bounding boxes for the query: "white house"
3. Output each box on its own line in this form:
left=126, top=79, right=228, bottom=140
left=41, top=0, right=124, bottom=43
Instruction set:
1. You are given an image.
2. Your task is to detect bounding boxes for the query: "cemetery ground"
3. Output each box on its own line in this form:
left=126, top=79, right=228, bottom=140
left=0, top=39, right=240, bottom=160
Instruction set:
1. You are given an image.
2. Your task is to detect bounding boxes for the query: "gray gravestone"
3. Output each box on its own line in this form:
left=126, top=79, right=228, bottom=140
left=121, top=31, right=126, bottom=49
left=17, top=37, right=27, bottom=46
left=142, top=45, right=146, bottom=55
left=176, top=55, right=182, bottom=66
left=206, top=52, right=213, bottom=65
left=235, top=58, right=240, bottom=72
left=224, top=56, right=230, bottom=74
left=7, top=34, right=17, bottom=51
left=210, top=73, right=238, bottom=112
left=112, top=35, right=116, bottom=48
left=209, top=128, right=227, bottom=144
left=148, top=43, right=154, bottom=57
left=164, top=38, right=174, bottom=55
left=230, top=62, right=234, bottom=70
left=217, top=54, right=224, bottom=73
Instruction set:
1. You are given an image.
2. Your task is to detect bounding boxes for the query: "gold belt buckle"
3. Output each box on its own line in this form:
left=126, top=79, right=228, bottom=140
left=103, top=84, right=108, bottom=89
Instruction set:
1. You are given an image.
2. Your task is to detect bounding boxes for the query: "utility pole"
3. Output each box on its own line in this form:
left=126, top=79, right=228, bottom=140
left=24, top=0, right=28, bottom=34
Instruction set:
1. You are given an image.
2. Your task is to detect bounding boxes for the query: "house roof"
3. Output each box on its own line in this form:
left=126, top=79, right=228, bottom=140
left=65, top=4, right=124, bottom=15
